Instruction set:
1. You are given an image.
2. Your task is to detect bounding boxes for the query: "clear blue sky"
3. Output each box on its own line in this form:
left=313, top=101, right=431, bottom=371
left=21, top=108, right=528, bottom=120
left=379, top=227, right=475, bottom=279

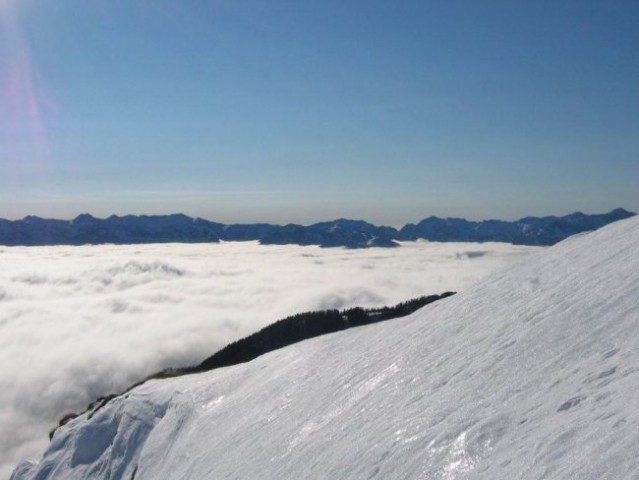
left=1, top=0, right=637, bottom=225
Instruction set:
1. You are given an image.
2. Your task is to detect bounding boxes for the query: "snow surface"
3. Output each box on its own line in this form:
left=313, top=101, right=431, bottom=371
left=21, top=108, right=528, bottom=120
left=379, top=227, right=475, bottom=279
left=0, top=240, right=535, bottom=478
left=11, top=217, right=639, bottom=479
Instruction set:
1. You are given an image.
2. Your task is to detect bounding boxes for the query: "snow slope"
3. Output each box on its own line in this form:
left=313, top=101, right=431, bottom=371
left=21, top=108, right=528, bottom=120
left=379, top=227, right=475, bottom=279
left=0, top=240, right=534, bottom=478
left=12, top=216, right=639, bottom=479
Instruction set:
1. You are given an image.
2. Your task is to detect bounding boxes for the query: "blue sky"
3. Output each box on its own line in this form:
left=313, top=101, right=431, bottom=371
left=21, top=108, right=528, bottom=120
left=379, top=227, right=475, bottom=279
left=0, top=0, right=637, bottom=225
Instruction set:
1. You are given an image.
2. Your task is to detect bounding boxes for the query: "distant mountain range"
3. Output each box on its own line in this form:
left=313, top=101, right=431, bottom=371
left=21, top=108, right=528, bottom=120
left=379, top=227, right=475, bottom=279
left=13, top=211, right=639, bottom=480
left=0, top=208, right=634, bottom=248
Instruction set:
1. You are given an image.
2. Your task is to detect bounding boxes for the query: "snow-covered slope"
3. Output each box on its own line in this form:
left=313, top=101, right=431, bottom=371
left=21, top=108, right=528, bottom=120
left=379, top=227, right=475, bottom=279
left=13, top=216, right=639, bottom=479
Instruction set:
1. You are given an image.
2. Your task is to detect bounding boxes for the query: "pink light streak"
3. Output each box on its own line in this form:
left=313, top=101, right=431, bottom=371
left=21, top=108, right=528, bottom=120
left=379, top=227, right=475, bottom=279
left=1, top=0, right=55, bottom=183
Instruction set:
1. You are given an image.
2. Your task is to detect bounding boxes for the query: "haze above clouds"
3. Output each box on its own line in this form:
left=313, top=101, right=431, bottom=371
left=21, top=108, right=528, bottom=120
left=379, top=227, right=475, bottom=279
left=0, top=241, right=538, bottom=477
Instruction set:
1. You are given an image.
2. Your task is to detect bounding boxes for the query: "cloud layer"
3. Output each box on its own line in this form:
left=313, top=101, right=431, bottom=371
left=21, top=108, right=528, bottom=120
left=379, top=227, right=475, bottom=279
left=0, top=240, right=539, bottom=476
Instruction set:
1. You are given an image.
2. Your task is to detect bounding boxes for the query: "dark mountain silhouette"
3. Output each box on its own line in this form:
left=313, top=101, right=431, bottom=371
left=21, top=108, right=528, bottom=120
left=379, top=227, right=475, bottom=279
left=398, top=208, right=635, bottom=245
left=0, top=208, right=634, bottom=248
left=259, top=219, right=399, bottom=248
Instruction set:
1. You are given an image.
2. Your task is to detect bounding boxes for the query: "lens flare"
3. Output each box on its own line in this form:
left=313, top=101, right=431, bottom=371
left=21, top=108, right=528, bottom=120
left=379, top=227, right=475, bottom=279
left=1, top=1, right=53, bottom=184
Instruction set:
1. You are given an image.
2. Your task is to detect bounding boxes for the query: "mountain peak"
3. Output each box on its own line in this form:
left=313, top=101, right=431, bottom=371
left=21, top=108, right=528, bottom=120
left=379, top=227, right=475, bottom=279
left=0, top=210, right=635, bottom=248
left=14, top=216, right=639, bottom=479
left=609, top=207, right=634, bottom=216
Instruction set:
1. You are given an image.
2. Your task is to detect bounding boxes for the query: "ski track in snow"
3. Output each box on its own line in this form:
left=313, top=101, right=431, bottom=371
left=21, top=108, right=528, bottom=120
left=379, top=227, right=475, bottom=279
left=0, top=240, right=536, bottom=478
left=11, top=216, right=639, bottom=479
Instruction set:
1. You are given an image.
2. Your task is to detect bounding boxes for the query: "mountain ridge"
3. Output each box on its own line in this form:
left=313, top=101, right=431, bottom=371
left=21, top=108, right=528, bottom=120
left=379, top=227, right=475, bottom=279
left=12, top=213, right=639, bottom=479
left=0, top=208, right=634, bottom=248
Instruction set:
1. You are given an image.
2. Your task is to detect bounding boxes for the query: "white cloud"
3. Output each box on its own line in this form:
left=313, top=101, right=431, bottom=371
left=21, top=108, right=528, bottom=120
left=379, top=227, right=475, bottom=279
left=0, top=240, right=540, bottom=477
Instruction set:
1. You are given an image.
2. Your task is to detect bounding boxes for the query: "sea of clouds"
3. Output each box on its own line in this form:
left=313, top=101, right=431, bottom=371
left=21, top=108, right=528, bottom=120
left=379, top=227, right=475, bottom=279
left=0, top=240, right=540, bottom=476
